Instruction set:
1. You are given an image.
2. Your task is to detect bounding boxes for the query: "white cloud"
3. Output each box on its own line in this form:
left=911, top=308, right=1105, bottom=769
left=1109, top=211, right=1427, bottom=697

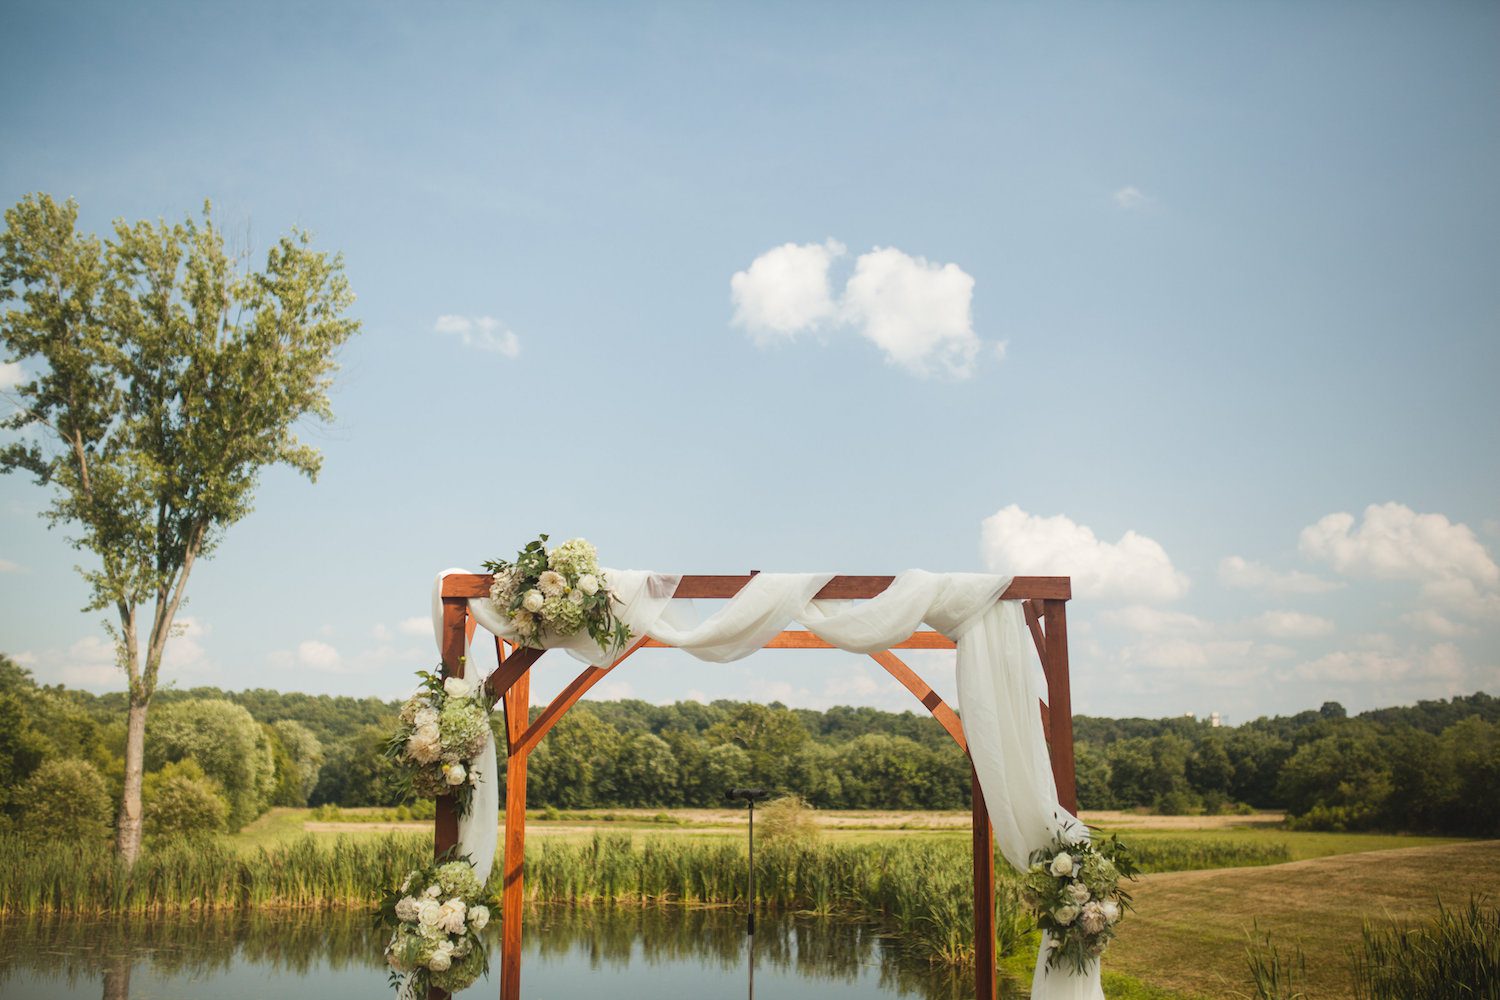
left=434, top=315, right=521, bottom=359
left=162, top=616, right=213, bottom=674
left=0, top=361, right=23, bottom=391
left=1217, top=556, right=1342, bottom=595
left=1300, top=502, right=1499, bottom=589
left=586, top=678, right=635, bottom=701
left=1400, top=609, right=1475, bottom=638
left=1113, top=186, right=1147, bottom=209
left=841, top=247, right=981, bottom=378
left=1249, top=610, right=1336, bottom=639
left=372, top=623, right=392, bottom=642
left=981, top=505, right=1189, bottom=602
left=397, top=616, right=430, bottom=637
left=0, top=556, right=23, bottom=573
left=730, top=240, right=843, bottom=341
left=1293, top=642, right=1466, bottom=685
left=731, top=241, right=987, bottom=378
left=1101, top=606, right=1211, bottom=636
left=295, top=639, right=342, bottom=671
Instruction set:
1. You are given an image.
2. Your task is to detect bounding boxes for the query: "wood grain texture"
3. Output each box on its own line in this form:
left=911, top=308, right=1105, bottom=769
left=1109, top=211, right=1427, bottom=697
left=442, top=574, right=1072, bottom=601
left=868, top=650, right=967, bottom=752
left=972, top=769, right=997, bottom=1000
left=500, top=670, right=531, bottom=1000
left=1042, top=600, right=1079, bottom=814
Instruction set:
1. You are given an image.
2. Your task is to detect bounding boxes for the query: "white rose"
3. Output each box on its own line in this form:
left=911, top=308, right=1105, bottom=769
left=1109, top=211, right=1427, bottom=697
left=1049, top=853, right=1074, bottom=877
left=468, top=905, right=490, bottom=930
left=578, top=573, right=599, bottom=596
left=538, top=570, right=567, bottom=598
left=522, top=589, right=545, bottom=612
left=394, top=896, right=422, bottom=922
left=417, top=899, right=443, bottom=928
left=444, top=762, right=467, bottom=786
left=439, top=899, right=468, bottom=935
left=568, top=589, right=584, bottom=605
left=1101, top=901, right=1121, bottom=924
left=1053, top=904, right=1081, bottom=925
left=413, top=707, right=439, bottom=729
left=443, top=675, right=476, bottom=699
left=426, top=884, right=442, bottom=899
left=1067, top=881, right=1091, bottom=905
left=428, top=951, right=452, bottom=972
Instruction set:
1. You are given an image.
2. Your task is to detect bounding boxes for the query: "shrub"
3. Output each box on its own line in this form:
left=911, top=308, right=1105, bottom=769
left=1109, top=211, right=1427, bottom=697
left=144, top=760, right=229, bottom=839
left=14, top=758, right=113, bottom=844
left=758, top=795, right=820, bottom=846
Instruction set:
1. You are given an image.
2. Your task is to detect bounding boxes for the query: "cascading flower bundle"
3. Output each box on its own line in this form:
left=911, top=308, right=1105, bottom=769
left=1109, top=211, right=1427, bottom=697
left=482, top=534, right=630, bottom=652
left=381, top=857, right=492, bottom=995
left=383, top=668, right=490, bottom=816
left=1021, top=829, right=1139, bottom=973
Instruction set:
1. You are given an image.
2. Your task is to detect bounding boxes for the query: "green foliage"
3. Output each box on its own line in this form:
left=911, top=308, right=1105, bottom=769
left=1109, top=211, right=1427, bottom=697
left=13, top=758, right=113, bottom=845
left=1350, top=897, right=1500, bottom=1000
left=757, top=795, right=820, bottom=846
left=269, top=720, right=324, bottom=806
left=1240, top=922, right=1308, bottom=1000
left=146, top=698, right=272, bottom=829
left=144, top=759, right=229, bottom=839
left=527, top=707, right=623, bottom=808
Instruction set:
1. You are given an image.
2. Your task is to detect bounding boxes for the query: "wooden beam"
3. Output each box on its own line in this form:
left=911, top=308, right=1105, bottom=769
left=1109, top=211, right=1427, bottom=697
left=972, top=768, right=997, bottom=1000
left=1023, top=599, right=1047, bottom=664
left=869, top=650, right=967, bottom=752
left=500, top=669, right=531, bottom=1000
left=441, top=574, right=1072, bottom=602
left=434, top=598, right=468, bottom=862
left=484, top=646, right=544, bottom=709
left=1041, top=600, right=1078, bottom=814
left=516, top=637, right=651, bottom=756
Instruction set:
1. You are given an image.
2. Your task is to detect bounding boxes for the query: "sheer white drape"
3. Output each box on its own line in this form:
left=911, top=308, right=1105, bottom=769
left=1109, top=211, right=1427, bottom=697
left=430, top=568, right=1100, bottom=999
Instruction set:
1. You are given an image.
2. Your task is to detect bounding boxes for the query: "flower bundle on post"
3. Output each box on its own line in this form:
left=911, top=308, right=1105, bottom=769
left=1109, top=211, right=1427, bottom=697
left=1021, top=830, right=1138, bottom=974
left=381, top=857, right=492, bottom=994
left=383, top=668, right=490, bottom=817
left=482, top=535, right=630, bottom=653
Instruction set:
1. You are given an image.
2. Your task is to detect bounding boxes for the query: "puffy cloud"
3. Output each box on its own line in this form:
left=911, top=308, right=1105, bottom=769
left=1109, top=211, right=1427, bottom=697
left=0, top=556, right=23, bottom=573
left=1112, top=186, right=1146, bottom=209
left=1293, top=642, right=1465, bottom=685
left=1100, top=606, right=1211, bottom=636
left=1399, top=609, right=1475, bottom=638
left=1217, top=556, right=1342, bottom=595
left=731, top=241, right=987, bottom=378
left=1249, top=610, right=1336, bottom=639
left=434, top=315, right=521, bottom=359
left=1300, top=502, right=1498, bottom=589
left=981, top=505, right=1189, bottom=602
left=730, top=240, right=843, bottom=341
left=284, top=639, right=342, bottom=672
left=841, top=247, right=980, bottom=378
left=0, top=360, right=23, bottom=390
left=397, top=616, right=430, bottom=637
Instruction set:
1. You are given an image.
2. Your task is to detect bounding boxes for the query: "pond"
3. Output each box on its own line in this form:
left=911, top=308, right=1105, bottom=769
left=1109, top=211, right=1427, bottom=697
left=0, top=907, right=998, bottom=999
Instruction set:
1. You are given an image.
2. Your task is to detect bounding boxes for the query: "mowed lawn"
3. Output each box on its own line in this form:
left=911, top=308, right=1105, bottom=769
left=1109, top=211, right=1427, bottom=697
left=1108, top=839, right=1500, bottom=1000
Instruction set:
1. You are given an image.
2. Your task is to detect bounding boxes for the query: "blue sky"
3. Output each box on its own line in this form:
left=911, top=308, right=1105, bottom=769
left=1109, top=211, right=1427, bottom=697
left=1, top=1, right=1497, bottom=720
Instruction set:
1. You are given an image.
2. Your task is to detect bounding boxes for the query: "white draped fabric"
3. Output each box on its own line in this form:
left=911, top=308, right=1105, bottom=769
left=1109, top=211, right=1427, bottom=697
left=429, top=568, right=1101, bottom=1000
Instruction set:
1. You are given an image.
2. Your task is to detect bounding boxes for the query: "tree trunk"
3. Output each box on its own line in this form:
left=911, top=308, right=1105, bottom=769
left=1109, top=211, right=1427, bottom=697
left=114, top=696, right=149, bottom=864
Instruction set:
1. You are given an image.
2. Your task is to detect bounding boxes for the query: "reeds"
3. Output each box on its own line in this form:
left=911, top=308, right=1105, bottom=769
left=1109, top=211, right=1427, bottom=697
left=1350, top=897, right=1499, bottom=1000
left=1128, top=837, right=1290, bottom=873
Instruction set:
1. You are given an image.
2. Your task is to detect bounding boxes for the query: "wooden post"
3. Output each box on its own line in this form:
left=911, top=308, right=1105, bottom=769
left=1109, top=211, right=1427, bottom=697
left=1041, top=600, right=1078, bottom=814
left=972, top=767, right=997, bottom=1000
left=500, top=668, right=531, bottom=1000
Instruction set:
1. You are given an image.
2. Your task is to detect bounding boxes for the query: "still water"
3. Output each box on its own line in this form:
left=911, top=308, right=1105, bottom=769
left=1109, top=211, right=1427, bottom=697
left=0, top=907, right=992, bottom=999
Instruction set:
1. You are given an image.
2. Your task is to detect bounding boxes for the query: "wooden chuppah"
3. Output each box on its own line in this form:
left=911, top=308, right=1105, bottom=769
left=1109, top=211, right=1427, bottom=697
left=434, top=573, right=1078, bottom=1000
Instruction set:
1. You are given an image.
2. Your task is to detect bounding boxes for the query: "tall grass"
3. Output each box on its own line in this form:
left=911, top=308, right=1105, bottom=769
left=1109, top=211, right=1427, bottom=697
left=1350, top=897, right=1499, bottom=1000
left=1240, top=921, right=1308, bottom=1000
left=1128, top=837, right=1291, bottom=873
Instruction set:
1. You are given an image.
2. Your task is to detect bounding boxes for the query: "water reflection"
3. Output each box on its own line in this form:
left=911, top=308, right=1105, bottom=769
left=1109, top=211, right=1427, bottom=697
left=0, top=906, right=989, bottom=999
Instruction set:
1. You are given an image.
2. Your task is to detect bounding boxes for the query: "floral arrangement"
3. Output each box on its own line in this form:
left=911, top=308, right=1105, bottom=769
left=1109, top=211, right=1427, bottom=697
left=383, top=668, right=490, bottom=817
left=1020, top=828, right=1139, bottom=974
left=482, top=534, right=630, bottom=652
left=381, top=857, right=492, bottom=994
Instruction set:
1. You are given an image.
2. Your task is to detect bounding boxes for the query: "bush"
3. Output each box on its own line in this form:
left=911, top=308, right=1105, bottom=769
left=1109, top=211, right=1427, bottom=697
left=144, top=759, right=229, bottom=839
left=1155, top=789, right=1202, bottom=815
left=14, top=758, right=113, bottom=844
left=758, top=795, right=820, bottom=846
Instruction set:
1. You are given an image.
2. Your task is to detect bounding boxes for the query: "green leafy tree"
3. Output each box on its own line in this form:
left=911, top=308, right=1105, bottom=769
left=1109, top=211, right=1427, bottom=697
left=311, top=724, right=405, bottom=807
left=143, top=758, right=228, bottom=838
left=145, top=698, right=274, bottom=829
left=15, top=758, right=113, bottom=843
left=615, top=733, right=681, bottom=806
left=528, top=708, right=622, bottom=807
left=0, top=194, right=358, bottom=861
left=270, top=719, right=325, bottom=806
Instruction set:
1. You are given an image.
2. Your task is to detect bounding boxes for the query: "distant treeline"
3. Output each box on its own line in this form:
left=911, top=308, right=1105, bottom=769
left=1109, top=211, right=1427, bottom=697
left=2, top=654, right=1495, bottom=837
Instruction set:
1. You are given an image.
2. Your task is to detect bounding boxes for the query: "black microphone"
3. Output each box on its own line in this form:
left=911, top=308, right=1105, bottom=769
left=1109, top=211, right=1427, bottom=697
left=726, top=787, right=772, bottom=803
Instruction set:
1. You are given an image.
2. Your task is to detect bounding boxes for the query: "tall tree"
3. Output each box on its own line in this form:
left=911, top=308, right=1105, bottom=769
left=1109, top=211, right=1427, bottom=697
left=0, top=194, right=358, bottom=861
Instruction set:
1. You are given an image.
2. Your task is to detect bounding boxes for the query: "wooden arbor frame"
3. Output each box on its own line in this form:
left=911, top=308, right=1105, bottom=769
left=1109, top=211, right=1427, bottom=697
left=433, top=573, right=1078, bottom=1000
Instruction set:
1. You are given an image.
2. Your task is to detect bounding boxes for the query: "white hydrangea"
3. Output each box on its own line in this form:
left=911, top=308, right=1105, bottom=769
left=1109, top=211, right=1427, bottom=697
left=426, top=884, right=442, bottom=899
left=394, top=896, right=422, bottom=922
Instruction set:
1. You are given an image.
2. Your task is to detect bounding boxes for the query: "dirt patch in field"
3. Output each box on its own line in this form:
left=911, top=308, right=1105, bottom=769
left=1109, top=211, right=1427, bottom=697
left=1080, top=810, right=1285, bottom=831
left=1107, top=839, right=1500, bottom=999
